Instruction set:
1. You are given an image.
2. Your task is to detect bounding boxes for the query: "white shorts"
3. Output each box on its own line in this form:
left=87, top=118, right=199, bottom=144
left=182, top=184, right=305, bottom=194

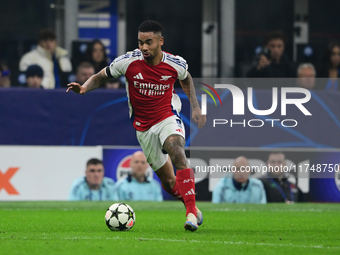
left=136, top=115, right=185, bottom=171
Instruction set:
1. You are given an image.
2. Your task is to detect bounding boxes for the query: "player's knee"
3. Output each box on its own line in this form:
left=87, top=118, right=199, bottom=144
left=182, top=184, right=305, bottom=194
left=164, top=135, right=184, bottom=152
left=164, top=135, right=188, bottom=169
left=169, top=146, right=185, bottom=163
left=165, top=140, right=184, bottom=159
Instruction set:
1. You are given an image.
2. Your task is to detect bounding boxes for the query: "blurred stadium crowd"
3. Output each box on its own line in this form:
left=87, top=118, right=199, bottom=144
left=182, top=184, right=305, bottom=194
left=0, top=27, right=339, bottom=91
left=0, top=28, right=124, bottom=90
left=72, top=151, right=302, bottom=204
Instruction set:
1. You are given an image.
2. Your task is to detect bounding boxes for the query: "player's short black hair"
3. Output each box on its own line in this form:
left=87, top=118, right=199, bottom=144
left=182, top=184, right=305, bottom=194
left=138, top=20, right=163, bottom=35
left=86, top=158, right=103, bottom=167
left=264, top=31, right=286, bottom=45
left=38, top=28, right=57, bottom=42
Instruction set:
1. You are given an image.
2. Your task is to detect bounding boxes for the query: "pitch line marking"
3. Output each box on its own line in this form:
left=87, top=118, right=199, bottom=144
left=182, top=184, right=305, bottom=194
left=2, top=236, right=338, bottom=250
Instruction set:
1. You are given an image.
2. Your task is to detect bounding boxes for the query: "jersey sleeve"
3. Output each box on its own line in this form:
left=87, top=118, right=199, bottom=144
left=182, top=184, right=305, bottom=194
left=164, top=53, right=188, bottom=80
left=176, top=56, right=188, bottom=80
left=105, top=52, right=132, bottom=78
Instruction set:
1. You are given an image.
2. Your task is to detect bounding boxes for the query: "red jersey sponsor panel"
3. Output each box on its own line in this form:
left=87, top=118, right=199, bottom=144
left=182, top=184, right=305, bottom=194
left=126, top=60, right=178, bottom=130
left=106, top=49, right=188, bottom=131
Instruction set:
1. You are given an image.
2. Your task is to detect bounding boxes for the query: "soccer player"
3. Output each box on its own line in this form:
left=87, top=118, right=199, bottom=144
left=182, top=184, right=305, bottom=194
left=66, top=20, right=206, bottom=231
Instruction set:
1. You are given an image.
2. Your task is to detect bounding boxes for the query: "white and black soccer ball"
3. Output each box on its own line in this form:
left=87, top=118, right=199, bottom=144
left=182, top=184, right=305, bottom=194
left=105, top=203, right=136, bottom=231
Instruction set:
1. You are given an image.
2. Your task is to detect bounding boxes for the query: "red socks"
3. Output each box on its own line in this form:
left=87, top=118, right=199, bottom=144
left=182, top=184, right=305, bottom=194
left=161, top=168, right=196, bottom=217
left=162, top=181, right=184, bottom=204
left=176, top=168, right=196, bottom=217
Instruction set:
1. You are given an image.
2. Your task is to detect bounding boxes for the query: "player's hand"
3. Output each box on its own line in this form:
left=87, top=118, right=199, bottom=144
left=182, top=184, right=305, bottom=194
left=192, top=107, right=206, bottom=129
left=66, top=82, right=86, bottom=95
left=257, top=55, right=271, bottom=70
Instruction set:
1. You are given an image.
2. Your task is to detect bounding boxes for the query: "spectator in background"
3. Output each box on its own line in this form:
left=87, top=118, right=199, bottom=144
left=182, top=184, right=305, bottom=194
left=0, top=64, right=3, bottom=87
left=317, top=41, right=340, bottom=91
left=25, top=65, right=44, bottom=89
left=75, top=62, right=95, bottom=84
left=1, top=63, right=11, bottom=87
left=105, top=77, right=123, bottom=89
left=247, top=31, right=295, bottom=79
left=113, top=151, right=163, bottom=201
left=19, top=28, right=72, bottom=89
left=296, top=63, right=316, bottom=90
left=69, top=158, right=115, bottom=201
left=212, top=156, right=266, bottom=204
left=261, top=152, right=304, bottom=203
left=85, top=40, right=109, bottom=73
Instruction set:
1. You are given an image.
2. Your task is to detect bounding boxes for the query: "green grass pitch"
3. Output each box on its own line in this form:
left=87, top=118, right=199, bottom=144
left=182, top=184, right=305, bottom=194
left=0, top=201, right=339, bottom=255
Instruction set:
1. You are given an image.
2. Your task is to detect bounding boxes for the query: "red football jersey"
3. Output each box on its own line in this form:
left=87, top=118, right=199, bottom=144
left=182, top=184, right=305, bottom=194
left=105, top=49, right=188, bottom=131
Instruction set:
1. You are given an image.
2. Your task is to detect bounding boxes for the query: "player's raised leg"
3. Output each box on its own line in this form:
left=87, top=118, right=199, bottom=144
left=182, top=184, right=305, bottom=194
left=156, top=157, right=184, bottom=202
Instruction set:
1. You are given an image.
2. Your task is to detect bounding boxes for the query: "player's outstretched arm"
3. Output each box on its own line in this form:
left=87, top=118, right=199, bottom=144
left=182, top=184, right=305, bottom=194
left=66, top=68, right=109, bottom=94
left=179, top=72, right=206, bottom=128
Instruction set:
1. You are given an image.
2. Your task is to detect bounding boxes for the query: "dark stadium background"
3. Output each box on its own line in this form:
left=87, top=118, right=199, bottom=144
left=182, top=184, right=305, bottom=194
left=1, top=0, right=340, bottom=80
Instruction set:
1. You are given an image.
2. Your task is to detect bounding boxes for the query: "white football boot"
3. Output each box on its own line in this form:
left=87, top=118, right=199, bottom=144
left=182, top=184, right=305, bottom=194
left=184, top=213, right=198, bottom=231
left=196, top=206, right=203, bottom=226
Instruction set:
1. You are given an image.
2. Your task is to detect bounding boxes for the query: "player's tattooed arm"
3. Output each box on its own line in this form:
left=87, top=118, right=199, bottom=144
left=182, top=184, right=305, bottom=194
left=179, top=72, right=206, bottom=128
left=163, top=134, right=190, bottom=170
left=82, top=68, right=109, bottom=92
left=66, top=68, right=109, bottom=94
left=179, top=72, right=200, bottom=108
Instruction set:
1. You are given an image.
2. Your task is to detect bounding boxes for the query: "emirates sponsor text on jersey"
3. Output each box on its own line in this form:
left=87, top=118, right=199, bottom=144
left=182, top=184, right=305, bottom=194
left=133, top=81, right=171, bottom=96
